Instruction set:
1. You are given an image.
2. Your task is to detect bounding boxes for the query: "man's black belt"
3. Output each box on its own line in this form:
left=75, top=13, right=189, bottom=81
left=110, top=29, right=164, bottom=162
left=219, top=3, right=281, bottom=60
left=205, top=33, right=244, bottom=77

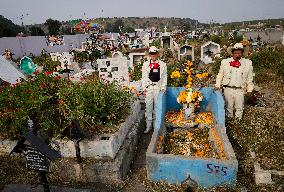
left=146, top=83, right=158, bottom=88
left=223, top=85, right=242, bottom=89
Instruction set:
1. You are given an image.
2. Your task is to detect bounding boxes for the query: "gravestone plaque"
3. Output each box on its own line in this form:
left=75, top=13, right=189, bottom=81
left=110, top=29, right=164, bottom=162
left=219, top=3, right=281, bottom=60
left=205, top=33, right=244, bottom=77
left=23, top=145, right=49, bottom=172
left=97, top=58, right=129, bottom=86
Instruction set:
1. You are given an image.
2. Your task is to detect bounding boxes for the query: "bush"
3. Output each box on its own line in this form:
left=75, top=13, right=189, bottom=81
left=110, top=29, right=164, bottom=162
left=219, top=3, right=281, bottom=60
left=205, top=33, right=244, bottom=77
left=33, top=56, right=61, bottom=72
left=250, top=48, right=284, bottom=79
left=58, top=76, right=133, bottom=134
left=0, top=73, right=67, bottom=140
left=129, top=59, right=144, bottom=81
left=0, top=73, right=133, bottom=139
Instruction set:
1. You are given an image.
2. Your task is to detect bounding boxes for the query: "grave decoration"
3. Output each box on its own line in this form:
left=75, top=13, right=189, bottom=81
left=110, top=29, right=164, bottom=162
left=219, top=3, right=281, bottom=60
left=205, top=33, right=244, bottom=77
left=161, top=60, right=226, bottom=160
left=46, top=35, right=64, bottom=46
left=10, top=118, right=61, bottom=192
left=97, top=58, right=130, bottom=86
left=20, top=56, right=36, bottom=75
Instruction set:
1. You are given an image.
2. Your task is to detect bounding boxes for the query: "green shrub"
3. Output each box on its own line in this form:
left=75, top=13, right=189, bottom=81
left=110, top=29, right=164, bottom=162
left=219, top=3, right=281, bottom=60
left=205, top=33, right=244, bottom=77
left=129, top=59, right=144, bottom=81
left=250, top=48, right=284, bottom=77
left=58, top=76, right=133, bottom=134
left=0, top=73, right=133, bottom=139
left=33, top=56, right=61, bottom=71
left=0, top=73, right=67, bottom=140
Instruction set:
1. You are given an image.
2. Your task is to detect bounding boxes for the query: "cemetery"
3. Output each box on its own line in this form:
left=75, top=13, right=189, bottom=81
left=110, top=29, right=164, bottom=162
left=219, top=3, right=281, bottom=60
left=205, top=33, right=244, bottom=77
left=0, top=12, right=284, bottom=192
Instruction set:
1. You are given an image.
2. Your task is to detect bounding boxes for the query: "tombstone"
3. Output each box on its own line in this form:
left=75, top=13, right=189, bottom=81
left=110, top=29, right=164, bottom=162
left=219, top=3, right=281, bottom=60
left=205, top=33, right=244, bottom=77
left=129, top=51, right=146, bottom=69
left=282, top=34, right=284, bottom=46
left=10, top=126, right=61, bottom=192
left=97, top=58, right=130, bottom=86
left=201, top=41, right=221, bottom=64
left=112, top=51, right=124, bottom=59
left=161, top=33, right=173, bottom=50
left=142, top=33, right=150, bottom=47
left=50, top=52, right=62, bottom=61
left=178, top=45, right=194, bottom=61
left=59, top=52, right=73, bottom=70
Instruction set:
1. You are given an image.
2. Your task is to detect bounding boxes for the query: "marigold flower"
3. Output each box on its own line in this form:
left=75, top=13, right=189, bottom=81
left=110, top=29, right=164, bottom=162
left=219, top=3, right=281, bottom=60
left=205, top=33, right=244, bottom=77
left=170, top=70, right=181, bottom=79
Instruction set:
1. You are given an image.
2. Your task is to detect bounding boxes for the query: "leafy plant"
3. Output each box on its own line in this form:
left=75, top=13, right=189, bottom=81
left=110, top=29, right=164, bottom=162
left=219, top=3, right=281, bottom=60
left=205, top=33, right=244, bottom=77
left=0, top=73, right=67, bottom=140
left=58, top=76, right=133, bottom=135
left=129, top=59, right=144, bottom=81
left=33, top=56, right=61, bottom=71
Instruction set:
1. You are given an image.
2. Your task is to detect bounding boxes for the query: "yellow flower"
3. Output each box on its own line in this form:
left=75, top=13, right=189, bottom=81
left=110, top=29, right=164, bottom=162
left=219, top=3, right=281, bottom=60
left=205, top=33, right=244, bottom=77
left=170, top=70, right=181, bottom=79
left=196, top=72, right=209, bottom=79
left=177, top=91, right=188, bottom=104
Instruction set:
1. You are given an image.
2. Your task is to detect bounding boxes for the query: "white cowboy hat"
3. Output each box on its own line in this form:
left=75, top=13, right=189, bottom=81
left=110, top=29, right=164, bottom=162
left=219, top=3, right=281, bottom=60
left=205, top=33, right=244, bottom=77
left=227, top=43, right=248, bottom=55
left=149, top=46, right=159, bottom=54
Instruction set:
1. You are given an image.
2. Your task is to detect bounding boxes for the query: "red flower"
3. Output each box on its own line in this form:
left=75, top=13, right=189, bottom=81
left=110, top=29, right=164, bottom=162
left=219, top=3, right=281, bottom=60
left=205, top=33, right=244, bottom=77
left=40, top=83, right=46, bottom=88
left=44, top=71, right=52, bottom=75
left=55, top=76, right=61, bottom=79
left=33, top=71, right=38, bottom=75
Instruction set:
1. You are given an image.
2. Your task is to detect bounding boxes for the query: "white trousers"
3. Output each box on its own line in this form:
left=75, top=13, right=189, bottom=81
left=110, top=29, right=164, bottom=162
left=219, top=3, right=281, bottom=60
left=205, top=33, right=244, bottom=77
left=223, top=87, right=244, bottom=119
left=145, top=84, right=160, bottom=129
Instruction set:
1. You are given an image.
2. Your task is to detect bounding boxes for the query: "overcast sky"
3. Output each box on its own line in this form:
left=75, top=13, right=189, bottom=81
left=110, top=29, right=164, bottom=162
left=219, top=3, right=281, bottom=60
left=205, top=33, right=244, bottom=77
left=1, top=0, right=284, bottom=25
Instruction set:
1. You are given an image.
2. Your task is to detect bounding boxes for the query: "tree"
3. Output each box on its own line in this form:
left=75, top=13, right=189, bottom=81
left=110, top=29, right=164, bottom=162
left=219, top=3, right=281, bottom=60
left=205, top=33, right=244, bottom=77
left=0, top=15, right=24, bottom=37
left=122, top=25, right=135, bottom=33
left=29, top=26, right=45, bottom=36
left=44, top=18, right=61, bottom=35
left=112, top=19, right=124, bottom=33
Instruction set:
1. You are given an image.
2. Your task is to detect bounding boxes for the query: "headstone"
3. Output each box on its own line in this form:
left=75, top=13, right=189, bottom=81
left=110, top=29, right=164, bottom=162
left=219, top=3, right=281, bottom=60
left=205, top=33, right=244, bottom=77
left=129, top=52, right=146, bottom=69
left=23, top=145, right=49, bottom=172
left=59, top=52, right=73, bottom=70
left=112, top=51, right=124, bottom=59
left=201, top=41, right=221, bottom=64
left=97, top=58, right=129, bottom=86
left=179, top=45, right=194, bottom=61
left=50, top=52, right=62, bottom=61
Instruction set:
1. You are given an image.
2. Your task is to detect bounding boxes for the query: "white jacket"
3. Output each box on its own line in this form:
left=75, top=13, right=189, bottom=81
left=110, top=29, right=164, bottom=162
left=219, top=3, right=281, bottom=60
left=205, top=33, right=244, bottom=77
left=142, top=59, right=167, bottom=91
left=215, top=57, right=254, bottom=92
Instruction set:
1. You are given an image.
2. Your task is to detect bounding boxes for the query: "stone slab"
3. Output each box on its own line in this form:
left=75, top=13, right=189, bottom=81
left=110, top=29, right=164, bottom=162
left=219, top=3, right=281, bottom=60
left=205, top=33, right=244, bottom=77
left=50, top=111, right=145, bottom=184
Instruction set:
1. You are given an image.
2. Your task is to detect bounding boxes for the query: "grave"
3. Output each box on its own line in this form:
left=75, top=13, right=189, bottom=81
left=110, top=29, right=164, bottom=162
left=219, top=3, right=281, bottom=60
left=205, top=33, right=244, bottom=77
left=128, top=48, right=148, bottom=69
left=97, top=58, right=130, bottom=86
left=146, top=87, right=238, bottom=189
left=161, top=33, right=174, bottom=50
left=0, top=101, right=145, bottom=184
left=178, top=44, right=194, bottom=61
left=50, top=52, right=62, bottom=61
left=0, top=55, right=25, bottom=84
left=112, top=51, right=124, bottom=59
left=201, top=41, right=221, bottom=64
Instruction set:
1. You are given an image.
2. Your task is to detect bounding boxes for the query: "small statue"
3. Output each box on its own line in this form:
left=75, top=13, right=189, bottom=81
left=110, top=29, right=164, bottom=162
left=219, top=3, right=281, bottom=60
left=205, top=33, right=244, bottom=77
left=183, top=103, right=195, bottom=120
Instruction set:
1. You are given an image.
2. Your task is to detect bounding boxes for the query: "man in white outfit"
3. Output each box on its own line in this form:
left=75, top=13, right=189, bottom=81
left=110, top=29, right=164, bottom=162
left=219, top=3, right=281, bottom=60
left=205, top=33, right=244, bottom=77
left=215, top=43, right=254, bottom=119
left=142, top=46, right=167, bottom=133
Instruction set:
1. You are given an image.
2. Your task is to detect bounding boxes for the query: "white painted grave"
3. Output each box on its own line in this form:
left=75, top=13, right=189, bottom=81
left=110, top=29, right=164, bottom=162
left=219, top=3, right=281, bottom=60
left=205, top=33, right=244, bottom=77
left=201, top=41, right=221, bottom=64
left=97, top=58, right=129, bottom=86
left=0, top=56, right=25, bottom=84
left=178, top=44, right=194, bottom=61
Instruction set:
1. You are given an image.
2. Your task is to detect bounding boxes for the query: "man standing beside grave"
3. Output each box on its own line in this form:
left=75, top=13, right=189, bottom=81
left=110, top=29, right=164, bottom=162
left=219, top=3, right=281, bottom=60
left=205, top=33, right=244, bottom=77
left=142, top=46, right=167, bottom=133
left=215, top=43, right=254, bottom=119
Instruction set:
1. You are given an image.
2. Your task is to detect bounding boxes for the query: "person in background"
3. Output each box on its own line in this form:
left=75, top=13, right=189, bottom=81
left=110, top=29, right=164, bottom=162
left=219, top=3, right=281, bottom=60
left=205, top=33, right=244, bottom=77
left=215, top=43, right=254, bottom=120
left=142, top=46, right=167, bottom=133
